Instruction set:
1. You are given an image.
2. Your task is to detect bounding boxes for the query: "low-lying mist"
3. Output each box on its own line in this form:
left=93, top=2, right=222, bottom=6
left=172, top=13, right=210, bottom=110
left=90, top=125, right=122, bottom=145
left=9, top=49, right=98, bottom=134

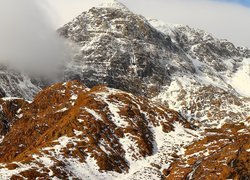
left=0, top=0, right=68, bottom=81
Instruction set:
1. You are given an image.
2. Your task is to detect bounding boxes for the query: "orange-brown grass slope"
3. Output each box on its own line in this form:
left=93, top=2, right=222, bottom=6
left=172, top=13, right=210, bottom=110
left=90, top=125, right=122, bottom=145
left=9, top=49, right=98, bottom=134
left=164, top=123, right=250, bottom=180
left=0, top=80, right=191, bottom=179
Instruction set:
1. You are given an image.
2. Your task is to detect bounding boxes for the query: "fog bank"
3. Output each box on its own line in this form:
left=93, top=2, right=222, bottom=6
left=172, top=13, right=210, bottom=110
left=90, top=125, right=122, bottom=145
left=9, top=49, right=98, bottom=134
left=0, top=0, right=67, bottom=78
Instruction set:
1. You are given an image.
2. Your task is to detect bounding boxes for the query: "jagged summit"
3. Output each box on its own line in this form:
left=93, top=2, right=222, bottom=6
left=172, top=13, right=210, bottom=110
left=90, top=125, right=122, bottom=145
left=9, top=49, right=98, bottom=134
left=96, top=0, right=129, bottom=11
left=58, top=4, right=250, bottom=129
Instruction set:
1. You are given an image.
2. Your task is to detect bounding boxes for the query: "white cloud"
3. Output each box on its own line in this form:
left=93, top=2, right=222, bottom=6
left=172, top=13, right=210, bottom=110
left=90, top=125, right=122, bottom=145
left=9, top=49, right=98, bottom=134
left=48, top=0, right=250, bottom=47
left=0, top=0, right=67, bottom=78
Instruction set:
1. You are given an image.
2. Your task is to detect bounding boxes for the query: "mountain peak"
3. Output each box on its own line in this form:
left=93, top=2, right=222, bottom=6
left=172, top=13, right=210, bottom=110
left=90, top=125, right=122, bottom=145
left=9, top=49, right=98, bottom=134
left=96, top=0, right=129, bottom=11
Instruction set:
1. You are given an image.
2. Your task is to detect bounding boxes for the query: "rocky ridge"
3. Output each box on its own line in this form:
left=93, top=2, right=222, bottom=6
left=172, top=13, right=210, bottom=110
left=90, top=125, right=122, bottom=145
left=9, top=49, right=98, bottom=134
left=58, top=1, right=190, bottom=97
left=0, top=81, right=196, bottom=179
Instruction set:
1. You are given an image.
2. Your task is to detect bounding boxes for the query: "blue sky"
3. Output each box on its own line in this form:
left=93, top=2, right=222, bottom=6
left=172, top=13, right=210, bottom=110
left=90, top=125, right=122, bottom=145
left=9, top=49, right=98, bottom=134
left=216, top=0, right=250, bottom=7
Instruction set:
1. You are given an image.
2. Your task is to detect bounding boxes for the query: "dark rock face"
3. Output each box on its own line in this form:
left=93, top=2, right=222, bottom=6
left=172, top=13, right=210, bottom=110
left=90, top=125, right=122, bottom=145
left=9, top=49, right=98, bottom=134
left=58, top=7, right=195, bottom=97
left=0, top=116, right=9, bottom=136
left=58, top=6, right=250, bottom=100
left=0, top=98, right=28, bottom=136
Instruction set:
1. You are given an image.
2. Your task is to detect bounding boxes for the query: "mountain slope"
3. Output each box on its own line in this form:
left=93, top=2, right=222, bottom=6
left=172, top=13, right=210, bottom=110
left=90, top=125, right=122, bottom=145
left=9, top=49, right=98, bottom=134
left=0, top=81, right=248, bottom=179
left=58, top=1, right=250, bottom=129
left=149, top=20, right=250, bottom=128
left=149, top=19, right=250, bottom=96
left=165, top=123, right=250, bottom=179
left=0, top=80, right=196, bottom=179
left=58, top=2, right=193, bottom=97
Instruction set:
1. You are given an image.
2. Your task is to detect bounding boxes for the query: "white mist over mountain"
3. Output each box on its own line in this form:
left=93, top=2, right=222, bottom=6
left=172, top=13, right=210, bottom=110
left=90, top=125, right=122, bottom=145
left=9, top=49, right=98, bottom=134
left=0, top=0, right=67, bottom=78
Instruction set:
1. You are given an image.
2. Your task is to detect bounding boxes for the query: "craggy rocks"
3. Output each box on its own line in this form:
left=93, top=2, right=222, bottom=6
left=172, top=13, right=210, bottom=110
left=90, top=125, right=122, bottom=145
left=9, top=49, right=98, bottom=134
left=58, top=4, right=193, bottom=97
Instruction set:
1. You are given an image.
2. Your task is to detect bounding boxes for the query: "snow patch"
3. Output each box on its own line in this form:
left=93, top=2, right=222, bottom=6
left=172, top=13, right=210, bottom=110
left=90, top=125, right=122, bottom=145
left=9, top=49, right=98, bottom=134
left=56, top=107, right=68, bottom=113
left=229, top=58, right=250, bottom=97
left=84, top=107, right=103, bottom=121
left=97, top=0, right=129, bottom=11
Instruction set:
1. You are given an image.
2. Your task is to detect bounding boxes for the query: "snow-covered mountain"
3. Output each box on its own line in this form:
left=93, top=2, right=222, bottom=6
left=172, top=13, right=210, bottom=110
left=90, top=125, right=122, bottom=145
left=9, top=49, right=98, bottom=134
left=0, top=0, right=249, bottom=179
left=58, top=0, right=250, bottom=128
left=59, top=1, right=250, bottom=97
left=149, top=20, right=250, bottom=128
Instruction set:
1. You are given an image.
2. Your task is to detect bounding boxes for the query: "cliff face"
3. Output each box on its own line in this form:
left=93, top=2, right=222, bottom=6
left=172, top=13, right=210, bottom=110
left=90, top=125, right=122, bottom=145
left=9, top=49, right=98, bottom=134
left=58, top=5, right=182, bottom=97
left=0, top=97, right=28, bottom=136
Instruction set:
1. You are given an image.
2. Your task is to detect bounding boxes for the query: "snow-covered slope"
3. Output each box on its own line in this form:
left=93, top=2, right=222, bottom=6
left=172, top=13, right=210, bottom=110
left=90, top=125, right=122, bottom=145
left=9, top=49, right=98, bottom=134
left=0, top=65, right=41, bottom=100
left=149, top=19, right=250, bottom=128
left=149, top=19, right=250, bottom=97
left=166, top=123, right=250, bottom=179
